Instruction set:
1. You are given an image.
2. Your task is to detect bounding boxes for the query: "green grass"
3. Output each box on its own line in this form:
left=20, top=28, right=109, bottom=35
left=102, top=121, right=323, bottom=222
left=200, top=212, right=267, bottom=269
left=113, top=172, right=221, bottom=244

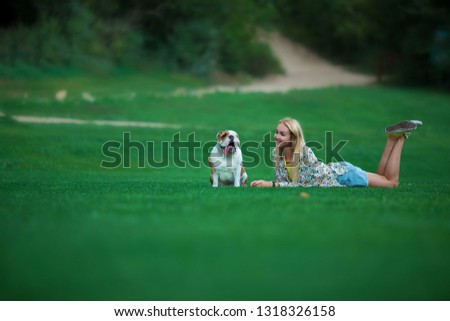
left=1, top=74, right=450, bottom=300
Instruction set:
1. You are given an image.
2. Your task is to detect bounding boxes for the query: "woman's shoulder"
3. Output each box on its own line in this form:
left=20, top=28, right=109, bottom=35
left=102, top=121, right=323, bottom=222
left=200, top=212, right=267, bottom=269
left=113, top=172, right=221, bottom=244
left=302, top=146, right=315, bottom=157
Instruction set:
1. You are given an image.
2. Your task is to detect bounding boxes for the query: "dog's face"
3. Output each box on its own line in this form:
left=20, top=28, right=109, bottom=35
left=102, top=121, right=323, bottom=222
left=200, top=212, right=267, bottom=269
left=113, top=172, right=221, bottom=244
left=216, top=130, right=240, bottom=156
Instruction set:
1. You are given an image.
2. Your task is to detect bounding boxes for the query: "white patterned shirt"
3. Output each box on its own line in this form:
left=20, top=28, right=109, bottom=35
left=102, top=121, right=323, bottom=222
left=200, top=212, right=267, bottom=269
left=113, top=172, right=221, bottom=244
left=274, top=147, right=348, bottom=187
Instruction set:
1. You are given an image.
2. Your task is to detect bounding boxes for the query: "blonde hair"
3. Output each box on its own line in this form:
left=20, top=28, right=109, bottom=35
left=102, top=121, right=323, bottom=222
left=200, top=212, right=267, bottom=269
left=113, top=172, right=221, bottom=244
left=276, top=117, right=306, bottom=184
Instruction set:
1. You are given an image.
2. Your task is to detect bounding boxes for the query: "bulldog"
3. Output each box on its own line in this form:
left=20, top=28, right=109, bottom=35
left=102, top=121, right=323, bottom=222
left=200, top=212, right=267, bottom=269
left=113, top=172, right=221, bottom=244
left=209, top=130, right=248, bottom=187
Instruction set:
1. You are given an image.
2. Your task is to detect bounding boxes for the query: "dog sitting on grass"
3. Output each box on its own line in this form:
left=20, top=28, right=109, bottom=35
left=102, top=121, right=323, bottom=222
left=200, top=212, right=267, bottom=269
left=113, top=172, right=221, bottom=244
left=209, top=130, right=248, bottom=187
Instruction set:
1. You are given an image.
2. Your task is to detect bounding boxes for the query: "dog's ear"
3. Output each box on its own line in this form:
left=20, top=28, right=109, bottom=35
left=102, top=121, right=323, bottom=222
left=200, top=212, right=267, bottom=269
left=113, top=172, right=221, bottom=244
left=216, top=131, right=229, bottom=141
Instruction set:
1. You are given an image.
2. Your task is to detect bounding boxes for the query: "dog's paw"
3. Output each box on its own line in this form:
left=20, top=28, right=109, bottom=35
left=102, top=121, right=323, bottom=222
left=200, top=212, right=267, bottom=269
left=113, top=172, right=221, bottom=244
left=212, top=184, right=219, bottom=188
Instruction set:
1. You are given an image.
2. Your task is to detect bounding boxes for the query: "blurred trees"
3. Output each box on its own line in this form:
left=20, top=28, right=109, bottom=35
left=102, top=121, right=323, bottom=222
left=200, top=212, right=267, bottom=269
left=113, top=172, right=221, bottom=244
left=277, top=0, right=450, bottom=87
left=0, top=1, right=144, bottom=75
left=1, top=0, right=449, bottom=87
left=0, top=0, right=281, bottom=77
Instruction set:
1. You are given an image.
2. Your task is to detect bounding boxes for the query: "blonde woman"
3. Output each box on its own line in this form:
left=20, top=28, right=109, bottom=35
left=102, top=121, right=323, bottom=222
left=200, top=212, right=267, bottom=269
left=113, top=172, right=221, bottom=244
left=250, top=117, right=422, bottom=188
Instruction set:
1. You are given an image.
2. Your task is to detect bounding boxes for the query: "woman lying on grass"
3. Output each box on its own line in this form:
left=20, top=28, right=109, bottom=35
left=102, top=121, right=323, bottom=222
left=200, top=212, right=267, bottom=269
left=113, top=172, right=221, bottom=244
left=250, top=117, right=422, bottom=188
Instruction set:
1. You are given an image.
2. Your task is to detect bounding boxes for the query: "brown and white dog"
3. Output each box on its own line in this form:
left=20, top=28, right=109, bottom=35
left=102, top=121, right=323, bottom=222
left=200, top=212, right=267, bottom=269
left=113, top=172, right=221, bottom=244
left=209, top=130, right=248, bottom=187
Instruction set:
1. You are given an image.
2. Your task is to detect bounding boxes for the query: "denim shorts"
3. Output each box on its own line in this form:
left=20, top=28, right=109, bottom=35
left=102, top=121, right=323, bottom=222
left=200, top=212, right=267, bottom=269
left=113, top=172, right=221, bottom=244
left=336, top=162, right=369, bottom=187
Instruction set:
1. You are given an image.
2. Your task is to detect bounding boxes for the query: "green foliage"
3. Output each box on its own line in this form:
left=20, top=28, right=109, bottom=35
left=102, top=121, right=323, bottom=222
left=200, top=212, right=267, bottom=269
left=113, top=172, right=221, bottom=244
left=277, top=0, right=450, bottom=87
left=2, top=0, right=448, bottom=85
left=0, top=0, right=281, bottom=78
left=136, top=0, right=281, bottom=76
left=430, top=29, right=450, bottom=85
left=0, top=2, right=143, bottom=75
left=164, top=20, right=219, bottom=76
left=220, top=40, right=283, bottom=77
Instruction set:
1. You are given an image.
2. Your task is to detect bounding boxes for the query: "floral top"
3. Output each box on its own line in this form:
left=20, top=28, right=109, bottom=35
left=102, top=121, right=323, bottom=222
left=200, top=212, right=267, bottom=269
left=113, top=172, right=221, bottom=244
left=274, top=147, right=348, bottom=187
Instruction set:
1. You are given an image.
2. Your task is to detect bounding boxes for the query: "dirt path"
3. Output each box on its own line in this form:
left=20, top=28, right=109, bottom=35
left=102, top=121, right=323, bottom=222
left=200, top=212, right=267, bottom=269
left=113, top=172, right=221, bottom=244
left=0, top=112, right=184, bottom=129
left=0, top=33, right=376, bottom=127
left=189, top=31, right=375, bottom=96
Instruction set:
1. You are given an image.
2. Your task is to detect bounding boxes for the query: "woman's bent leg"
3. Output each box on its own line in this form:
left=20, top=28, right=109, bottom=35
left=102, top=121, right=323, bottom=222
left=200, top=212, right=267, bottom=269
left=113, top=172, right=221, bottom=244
left=368, top=136, right=406, bottom=187
left=377, top=136, right=398, bottom=175
left=367, top=172, right=398, bottom=187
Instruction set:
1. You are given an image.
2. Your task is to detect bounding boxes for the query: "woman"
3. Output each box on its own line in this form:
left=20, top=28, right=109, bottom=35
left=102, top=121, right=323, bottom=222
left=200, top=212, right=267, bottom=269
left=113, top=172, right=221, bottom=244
left=250, top=117, right=422, bottom=188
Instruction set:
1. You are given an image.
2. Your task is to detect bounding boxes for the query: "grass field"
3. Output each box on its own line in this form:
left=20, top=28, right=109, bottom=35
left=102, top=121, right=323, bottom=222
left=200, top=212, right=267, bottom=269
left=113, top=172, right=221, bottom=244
left=1, top=73, right=450, bottom=300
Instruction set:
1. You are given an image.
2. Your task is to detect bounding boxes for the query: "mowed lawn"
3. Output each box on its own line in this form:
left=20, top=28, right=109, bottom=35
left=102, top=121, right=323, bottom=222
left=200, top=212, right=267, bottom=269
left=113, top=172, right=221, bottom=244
left=1, top=74, right=450, bottom=300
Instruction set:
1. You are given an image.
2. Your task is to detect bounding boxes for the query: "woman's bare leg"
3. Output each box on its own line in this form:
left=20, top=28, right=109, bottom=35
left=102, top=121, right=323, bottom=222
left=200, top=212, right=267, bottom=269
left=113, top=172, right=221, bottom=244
left=377, top=135, right=399, bottom=175
left=368, top=135, right=406, bottom=187
left=384, top=135, right=405, bottom=182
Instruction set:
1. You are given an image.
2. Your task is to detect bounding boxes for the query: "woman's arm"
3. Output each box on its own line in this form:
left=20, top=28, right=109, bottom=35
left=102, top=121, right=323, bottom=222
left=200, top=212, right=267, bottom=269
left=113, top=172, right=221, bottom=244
left=250, top=180, right=275, bottom=187
left=250, top=180, right=300, bottom=188
left=250, top=179, right=276, bottom=187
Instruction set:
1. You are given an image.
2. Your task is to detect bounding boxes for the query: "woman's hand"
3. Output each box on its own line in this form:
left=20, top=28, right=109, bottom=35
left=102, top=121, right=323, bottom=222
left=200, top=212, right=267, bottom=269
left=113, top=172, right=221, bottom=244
left=250, top=180, right=273, bottom=187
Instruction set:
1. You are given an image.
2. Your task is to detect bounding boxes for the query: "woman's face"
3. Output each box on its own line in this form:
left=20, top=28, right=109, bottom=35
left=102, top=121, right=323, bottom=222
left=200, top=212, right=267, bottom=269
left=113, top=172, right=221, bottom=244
left=274, top=122, right=294, bottom=148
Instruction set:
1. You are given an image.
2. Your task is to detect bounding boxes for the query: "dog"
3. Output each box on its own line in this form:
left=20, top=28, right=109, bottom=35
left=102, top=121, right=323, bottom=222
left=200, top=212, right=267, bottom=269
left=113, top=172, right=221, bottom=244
left=209, top=130, right=248, bottom=187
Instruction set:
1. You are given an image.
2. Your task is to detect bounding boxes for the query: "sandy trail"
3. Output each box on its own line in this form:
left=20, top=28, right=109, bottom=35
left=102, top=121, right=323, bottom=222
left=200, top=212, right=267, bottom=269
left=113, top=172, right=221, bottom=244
left=190, top=31, right=375, bottom=96
left=0, top=112, right=183, bottom=129
left=1, top=33, right=375, bottom=126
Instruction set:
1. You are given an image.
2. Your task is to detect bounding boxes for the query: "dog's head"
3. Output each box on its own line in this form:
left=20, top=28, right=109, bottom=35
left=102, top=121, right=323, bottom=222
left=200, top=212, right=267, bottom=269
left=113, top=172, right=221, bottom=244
left=216, top=130, right=240, bottom=156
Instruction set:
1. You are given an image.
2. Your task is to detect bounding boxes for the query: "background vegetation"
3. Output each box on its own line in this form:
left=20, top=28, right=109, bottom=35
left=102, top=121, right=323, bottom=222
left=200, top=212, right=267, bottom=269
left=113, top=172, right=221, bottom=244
left=1, top=0, right=449, bottom=87
left=0, top=0, right=281, bottom=78
left=277, top=0, right=450, bottom=87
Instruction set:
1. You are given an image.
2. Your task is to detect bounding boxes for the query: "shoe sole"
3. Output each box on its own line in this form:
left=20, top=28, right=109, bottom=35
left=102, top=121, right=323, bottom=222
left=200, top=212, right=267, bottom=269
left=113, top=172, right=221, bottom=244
left=385, top=120, right=422, bottom=134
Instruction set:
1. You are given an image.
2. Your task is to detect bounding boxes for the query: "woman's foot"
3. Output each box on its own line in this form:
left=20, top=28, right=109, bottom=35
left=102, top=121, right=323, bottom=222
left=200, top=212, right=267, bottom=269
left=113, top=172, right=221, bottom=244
left=385, top=120, right=422, bottom=138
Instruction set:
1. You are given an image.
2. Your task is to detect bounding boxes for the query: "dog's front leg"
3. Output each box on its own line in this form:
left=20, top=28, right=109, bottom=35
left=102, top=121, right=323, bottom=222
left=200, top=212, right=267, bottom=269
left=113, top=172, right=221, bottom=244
left=212, top=171, right=219, bottom=187
left=210, top=168, right=219, bottom=187
left=209, top=158, right=219, bottom=187
left=233, top=167, right=241, bottom=187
